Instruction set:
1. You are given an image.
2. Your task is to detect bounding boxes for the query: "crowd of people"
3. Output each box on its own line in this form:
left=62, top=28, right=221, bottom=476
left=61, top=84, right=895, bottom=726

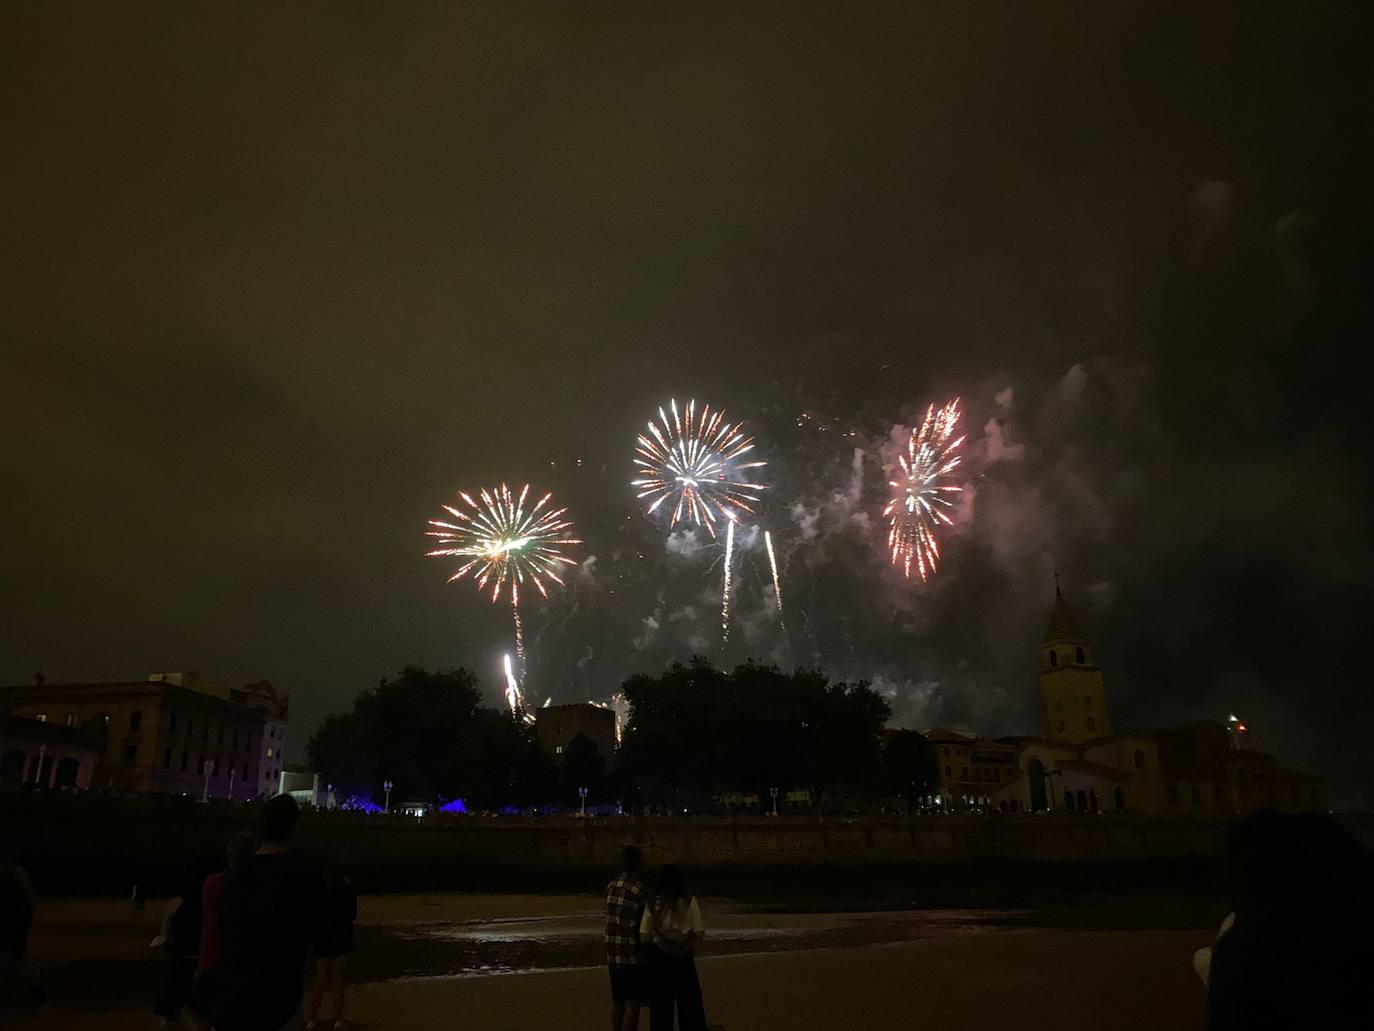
left=150, top=794, right=357, bottom=1031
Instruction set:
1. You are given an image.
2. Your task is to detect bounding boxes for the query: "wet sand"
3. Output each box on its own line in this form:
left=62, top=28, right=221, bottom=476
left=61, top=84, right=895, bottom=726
left=11, top=894, right=1213, bottom=1030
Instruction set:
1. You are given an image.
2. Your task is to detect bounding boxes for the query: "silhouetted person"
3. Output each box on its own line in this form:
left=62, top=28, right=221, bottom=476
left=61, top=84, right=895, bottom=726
left=640, top=865, right=707, bottom=1031
left=303, top=861, right=357, bottom=1030
left=189, top=830, right=257, bottom=1029
left=219, top=795, right=326, bottom=1031
left=152, top=859, right=209, bottom=1027
left=0, top=849, right=39, bottom=1006
left=1205, top=810, right=1374, bottom=1030
left=606, top=845, right=649, bottom=1031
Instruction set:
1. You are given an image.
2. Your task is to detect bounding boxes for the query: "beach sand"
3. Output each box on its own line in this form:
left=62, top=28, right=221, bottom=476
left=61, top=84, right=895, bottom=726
left=11, top=895, right=1212, bottom=1030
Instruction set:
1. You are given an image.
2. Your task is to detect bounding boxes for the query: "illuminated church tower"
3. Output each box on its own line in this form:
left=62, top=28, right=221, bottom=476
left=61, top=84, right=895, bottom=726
left=1039, top=582, right=1111, bottom=743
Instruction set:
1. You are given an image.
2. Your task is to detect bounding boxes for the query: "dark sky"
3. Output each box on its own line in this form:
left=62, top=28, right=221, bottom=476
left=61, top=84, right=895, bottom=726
left=4, top=4, right=1372, bottom=804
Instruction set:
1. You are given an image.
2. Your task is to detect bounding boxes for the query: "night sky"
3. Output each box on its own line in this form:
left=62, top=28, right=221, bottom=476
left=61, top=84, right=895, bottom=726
left=4, top=4, right=1372, bottom=804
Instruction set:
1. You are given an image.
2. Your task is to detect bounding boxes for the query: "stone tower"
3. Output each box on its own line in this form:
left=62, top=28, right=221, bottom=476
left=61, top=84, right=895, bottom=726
left=1038, top=583, right=1111, bottom=743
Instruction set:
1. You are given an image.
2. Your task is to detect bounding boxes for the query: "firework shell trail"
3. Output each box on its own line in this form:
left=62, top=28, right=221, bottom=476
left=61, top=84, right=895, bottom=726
left=765, top=528, right=787, bottom=631
left=632, top=398, right=767, bottom=537
left=503, top=654, right=522, bottom=713
left=883, top=399, right=964, bottom=581
left=720, top=517, right=735, bottom=644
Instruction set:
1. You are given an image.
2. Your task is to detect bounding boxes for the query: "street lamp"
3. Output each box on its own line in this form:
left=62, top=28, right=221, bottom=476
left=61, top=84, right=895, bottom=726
left=769, top=786, right=779, bottom=817
left=383, top=779, right=394, bottom=814
left=578, top=786, right=589, bottom=818
left=201, top=759, right=212, bottom=803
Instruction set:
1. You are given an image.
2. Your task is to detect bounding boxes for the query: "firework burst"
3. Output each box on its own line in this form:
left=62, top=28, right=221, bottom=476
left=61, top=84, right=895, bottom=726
left=425, top=483, right=580, bottom=712
left=425, top=483, right=581, bottom=604
left=632, top=399, right=766, bottom=537
left=884, top=399, right=965, bottom=581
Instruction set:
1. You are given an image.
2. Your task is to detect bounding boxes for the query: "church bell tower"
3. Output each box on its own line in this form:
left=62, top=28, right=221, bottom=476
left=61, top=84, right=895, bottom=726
left=1038, top=581, right=1111, bottom=743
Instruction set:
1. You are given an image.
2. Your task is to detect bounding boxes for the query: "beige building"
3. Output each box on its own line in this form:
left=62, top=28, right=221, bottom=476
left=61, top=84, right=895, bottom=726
left=925, top=587, right=1325, bottom=816
left=1, top=671, right=287, bottom=799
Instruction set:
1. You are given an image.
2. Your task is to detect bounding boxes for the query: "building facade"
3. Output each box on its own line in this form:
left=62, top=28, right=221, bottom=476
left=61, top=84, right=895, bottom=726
left=0, top=712, right=103, bottom=790
left=1, top=671, right=287, bottom=799
left=534, top=703, right=617, bottom=760
left=924, top=587, right=1325, bottom=816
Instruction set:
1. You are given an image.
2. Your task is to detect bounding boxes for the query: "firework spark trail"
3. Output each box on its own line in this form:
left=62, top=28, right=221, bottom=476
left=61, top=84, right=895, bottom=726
left=426, top=482, right=579, bottom=715
left=883, top=399, right=965, bottom=581
left=720, top=518, right=735, bottom=643
left=503, top=654, right=521, bottom=713
left=632, top=398, right=767, bottom=537
left=591, top=692, right=630, bottom=746
left=511, top=603, right=525, bottom=672
left=764, top=529, right=787, bottom=631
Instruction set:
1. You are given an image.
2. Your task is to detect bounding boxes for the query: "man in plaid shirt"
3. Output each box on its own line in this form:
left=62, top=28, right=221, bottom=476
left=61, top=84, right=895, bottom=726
left=606, top=845, right=649, bottom=1030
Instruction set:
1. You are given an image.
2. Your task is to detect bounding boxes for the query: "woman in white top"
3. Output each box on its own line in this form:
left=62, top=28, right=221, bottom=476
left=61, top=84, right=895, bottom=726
left=639, top=865, right=707, bottom=1031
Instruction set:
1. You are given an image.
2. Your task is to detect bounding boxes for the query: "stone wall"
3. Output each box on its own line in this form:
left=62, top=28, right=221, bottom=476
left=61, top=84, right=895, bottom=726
left=10, top=795, right=1370, bottom=894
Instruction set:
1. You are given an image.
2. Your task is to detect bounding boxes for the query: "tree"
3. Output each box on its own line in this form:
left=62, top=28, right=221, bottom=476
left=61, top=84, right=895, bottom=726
left=558, top=732, right=606, bottom=804
left=617, top=659, right=890, bottom=810
left=878, top=730, right=940, bottom=805
left=307, top=666, right=554, bottom=808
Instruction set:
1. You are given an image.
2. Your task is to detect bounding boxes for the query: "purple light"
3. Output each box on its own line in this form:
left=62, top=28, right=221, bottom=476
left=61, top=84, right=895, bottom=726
left=438, top=798, right=468, bottom=814
left=339, top=795, right=384, bottom=814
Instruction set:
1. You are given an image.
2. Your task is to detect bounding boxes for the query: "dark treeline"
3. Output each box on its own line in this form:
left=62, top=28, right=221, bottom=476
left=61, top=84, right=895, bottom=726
left=308, top=660, right=939, bottom=811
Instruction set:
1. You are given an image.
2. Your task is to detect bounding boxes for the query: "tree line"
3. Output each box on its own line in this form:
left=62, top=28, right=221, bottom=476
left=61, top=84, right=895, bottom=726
left=307, top=660, right=937, bottom=811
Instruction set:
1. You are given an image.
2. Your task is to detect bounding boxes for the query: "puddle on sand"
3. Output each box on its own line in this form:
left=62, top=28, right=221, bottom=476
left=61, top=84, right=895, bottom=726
left=360, top=907, right=1029, bottom=982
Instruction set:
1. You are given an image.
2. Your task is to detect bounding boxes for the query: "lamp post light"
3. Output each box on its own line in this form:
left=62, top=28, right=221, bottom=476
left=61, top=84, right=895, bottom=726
left=384, top=780, right=394, bottom=814
left=201, top=759, right=212, bottom=804
left=769, top=786, right=779, bottom=817
left=578, top=786, right=589, bottom=818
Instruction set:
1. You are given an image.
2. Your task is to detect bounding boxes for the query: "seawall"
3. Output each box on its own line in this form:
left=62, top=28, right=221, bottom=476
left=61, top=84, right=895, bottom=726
left=11, top=795, right=1372, bottom=895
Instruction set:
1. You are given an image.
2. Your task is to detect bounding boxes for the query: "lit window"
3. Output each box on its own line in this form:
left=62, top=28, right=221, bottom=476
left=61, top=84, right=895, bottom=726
left=555, top=745, right=564, bottom=755
left=266, top=748, right=274, bottom=759
left=35, top=714, right=47, bottom=722
left=66, top=714, right=78, bottom=727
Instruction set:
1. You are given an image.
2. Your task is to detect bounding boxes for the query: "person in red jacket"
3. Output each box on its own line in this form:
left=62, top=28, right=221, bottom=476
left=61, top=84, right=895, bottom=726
left=187, top=831, right=257, bottom=1028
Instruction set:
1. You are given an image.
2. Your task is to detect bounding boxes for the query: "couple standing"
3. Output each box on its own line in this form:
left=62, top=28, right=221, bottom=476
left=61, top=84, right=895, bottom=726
left=606, top=846, right=708, bottom=1031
